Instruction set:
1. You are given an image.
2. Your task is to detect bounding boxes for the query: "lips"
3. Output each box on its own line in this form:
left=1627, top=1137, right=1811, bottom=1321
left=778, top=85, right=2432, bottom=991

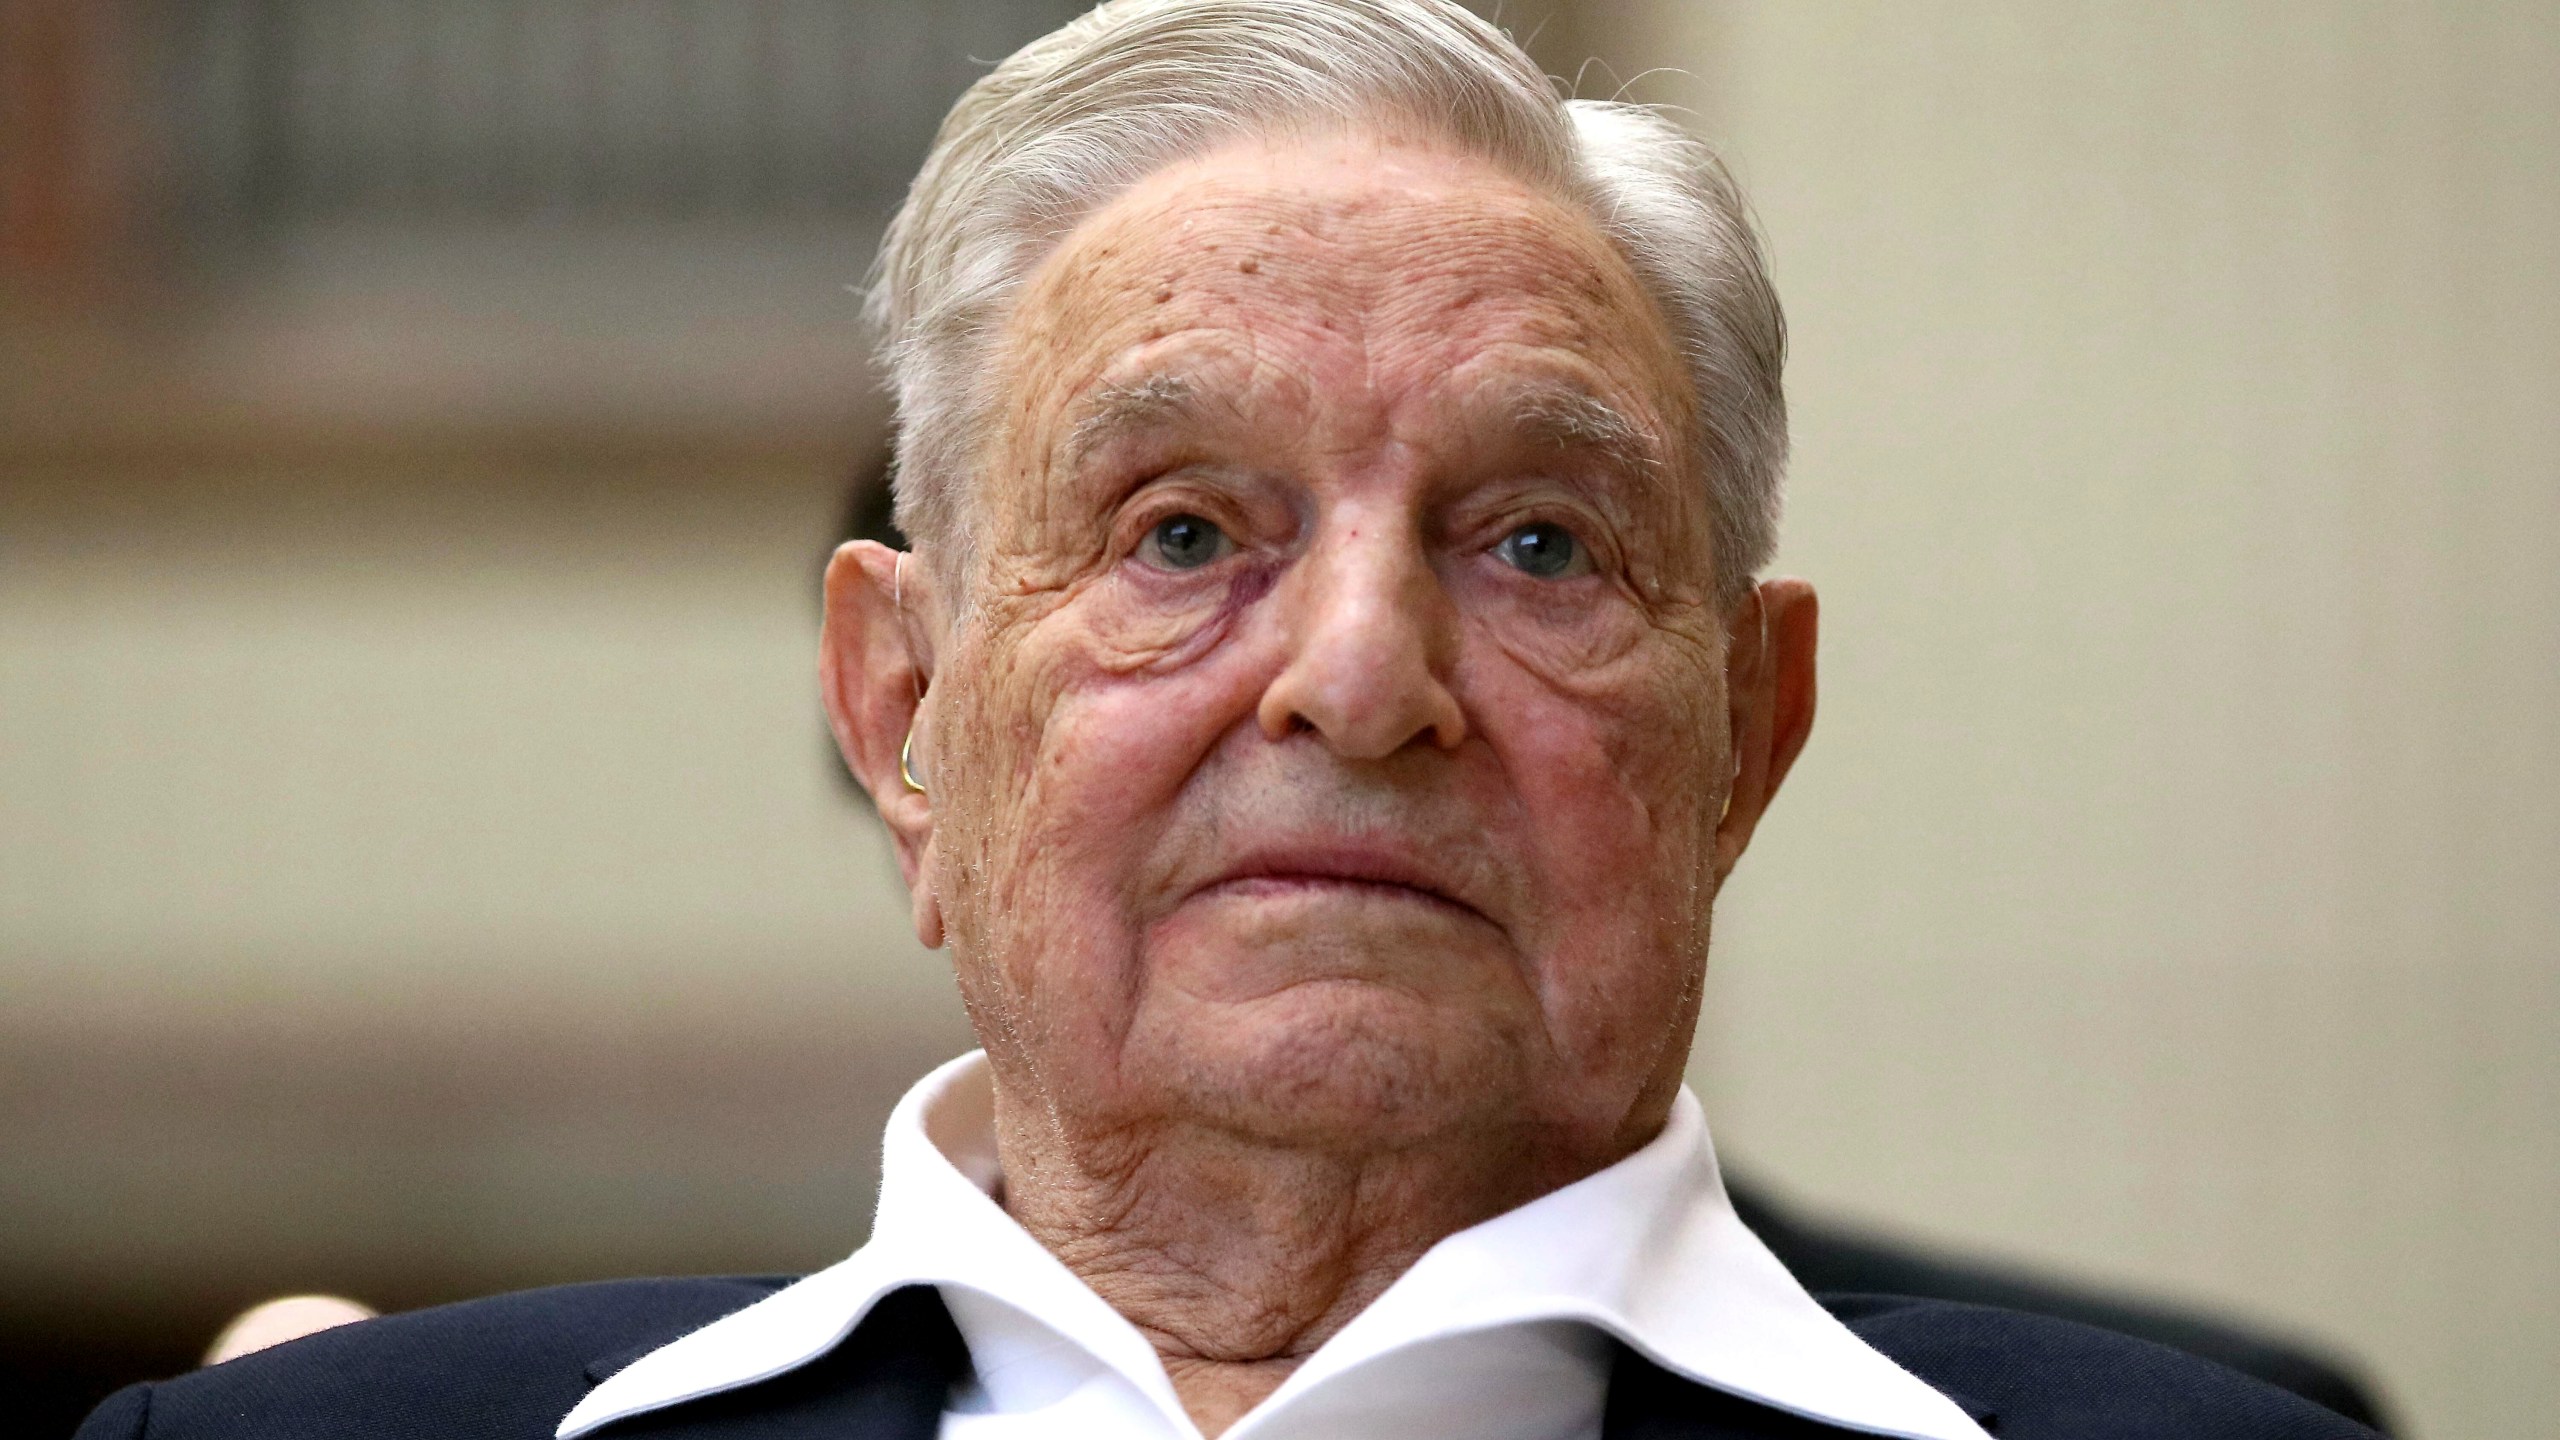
left=1192, top=840, right=1488, bottom=923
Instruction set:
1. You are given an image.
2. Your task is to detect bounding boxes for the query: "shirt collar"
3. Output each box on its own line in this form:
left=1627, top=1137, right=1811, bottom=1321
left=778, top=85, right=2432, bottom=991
left=560, top=1051, right=1988, bottom=1440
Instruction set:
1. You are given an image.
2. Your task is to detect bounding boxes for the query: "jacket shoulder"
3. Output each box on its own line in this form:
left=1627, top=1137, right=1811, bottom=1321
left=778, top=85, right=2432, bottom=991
left=1823, top=1294, right=2384, bottom=1439
left=74, top=1275, right=790, bottom=1440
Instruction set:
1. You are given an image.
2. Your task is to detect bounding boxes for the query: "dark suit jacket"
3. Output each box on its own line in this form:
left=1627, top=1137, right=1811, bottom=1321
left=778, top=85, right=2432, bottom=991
left=1724, top=1178, right=2391, bottom=1432
left=76, top=1278, right=2378, bottom=1440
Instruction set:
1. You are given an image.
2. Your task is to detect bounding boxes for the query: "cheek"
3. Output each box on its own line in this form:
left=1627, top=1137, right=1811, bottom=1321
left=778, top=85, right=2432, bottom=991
left=1493, top=675, right=1717, bottom=924
left=1084, top=560, right=1283, bottom=674
left=1454, top=562, right=1659, bottom=679
left=942, top=565, right=1259, bottom=808
left=1465, top=598, right=1727, bottom=882
left=936, top=594, right=1274, bottom=981
left=1018, top=676, right=1235, bottom=873
left=1464, top=633, right=1725, bottom=1045
left=1005, top=566, right=1282, bottom=829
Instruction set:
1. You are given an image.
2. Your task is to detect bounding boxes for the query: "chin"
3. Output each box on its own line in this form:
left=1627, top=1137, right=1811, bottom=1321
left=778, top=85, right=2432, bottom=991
left=1126, top=981, right=1534, bottom=1151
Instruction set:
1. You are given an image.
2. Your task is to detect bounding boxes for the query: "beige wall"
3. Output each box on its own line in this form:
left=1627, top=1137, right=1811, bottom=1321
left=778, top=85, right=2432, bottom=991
left=2, top=457, right=977, bottom=1312
left=1591, top=6, right=2559, bottom=1437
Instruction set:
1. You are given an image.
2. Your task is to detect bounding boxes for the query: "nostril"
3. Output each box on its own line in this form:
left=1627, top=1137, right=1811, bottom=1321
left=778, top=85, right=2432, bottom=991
left=1287, top=713, right=1316, bottom=737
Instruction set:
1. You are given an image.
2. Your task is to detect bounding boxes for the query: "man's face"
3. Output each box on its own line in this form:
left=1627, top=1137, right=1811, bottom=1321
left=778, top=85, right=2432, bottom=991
left=925, top=130, right=1733, bottom=1165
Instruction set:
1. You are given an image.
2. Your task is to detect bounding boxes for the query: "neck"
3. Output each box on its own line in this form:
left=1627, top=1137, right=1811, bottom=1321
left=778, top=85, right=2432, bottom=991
left=993, top=1105, right=1617, bottom=1438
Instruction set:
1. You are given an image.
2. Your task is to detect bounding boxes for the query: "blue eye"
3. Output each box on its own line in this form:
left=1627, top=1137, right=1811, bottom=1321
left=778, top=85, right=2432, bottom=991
left=1495, top=522, right=1584, bottom=578
left=1140, top=513, right=1230, bottom=570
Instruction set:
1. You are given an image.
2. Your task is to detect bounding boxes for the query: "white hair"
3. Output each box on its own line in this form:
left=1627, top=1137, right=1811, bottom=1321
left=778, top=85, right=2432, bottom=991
left=867, top=0, right=1786, bottom=605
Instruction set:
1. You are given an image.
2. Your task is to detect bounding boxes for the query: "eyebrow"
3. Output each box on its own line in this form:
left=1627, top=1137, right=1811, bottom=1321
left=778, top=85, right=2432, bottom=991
left=1067, top=371, right=1207, bottom=466
left=1500, top=381, right=1666, bottom=480
left=1063, top=369, right=1669, bottom=481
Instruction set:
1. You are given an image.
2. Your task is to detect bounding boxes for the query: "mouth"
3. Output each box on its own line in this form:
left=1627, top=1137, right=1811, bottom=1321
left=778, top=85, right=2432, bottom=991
left=1192, top=843, right=1488, bottom=924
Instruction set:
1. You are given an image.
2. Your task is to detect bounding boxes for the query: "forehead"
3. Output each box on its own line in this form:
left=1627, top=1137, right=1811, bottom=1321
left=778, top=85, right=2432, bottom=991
left=1002, top=131, right=1688, bottom=442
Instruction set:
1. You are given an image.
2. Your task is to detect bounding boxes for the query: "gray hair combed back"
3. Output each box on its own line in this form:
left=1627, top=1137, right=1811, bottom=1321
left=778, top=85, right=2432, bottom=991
left=867, top=0, right=1787, bottom=603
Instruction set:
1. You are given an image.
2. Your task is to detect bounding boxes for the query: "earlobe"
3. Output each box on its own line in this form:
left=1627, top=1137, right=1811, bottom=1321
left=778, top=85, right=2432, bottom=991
left=912, top=869, right=946, bottom=950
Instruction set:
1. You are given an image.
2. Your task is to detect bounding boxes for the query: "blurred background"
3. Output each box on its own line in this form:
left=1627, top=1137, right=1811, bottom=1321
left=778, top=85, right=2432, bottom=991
left=3, top=2, right=2552, bottom=1435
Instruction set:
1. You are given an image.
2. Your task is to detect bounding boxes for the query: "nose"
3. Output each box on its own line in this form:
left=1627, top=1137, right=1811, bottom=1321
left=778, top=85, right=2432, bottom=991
left=1256, top=513, right=1468, bottom=758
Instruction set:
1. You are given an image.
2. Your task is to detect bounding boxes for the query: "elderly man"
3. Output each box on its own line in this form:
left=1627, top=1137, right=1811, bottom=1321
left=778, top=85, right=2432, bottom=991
left=78, top=3, right=2376, bottom=1439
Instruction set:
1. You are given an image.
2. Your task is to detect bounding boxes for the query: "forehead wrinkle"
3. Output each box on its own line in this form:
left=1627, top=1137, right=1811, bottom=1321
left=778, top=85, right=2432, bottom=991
left=1022, top=142, right=1686, bottom=501
left=1054, top=335, right=1316, bottom=473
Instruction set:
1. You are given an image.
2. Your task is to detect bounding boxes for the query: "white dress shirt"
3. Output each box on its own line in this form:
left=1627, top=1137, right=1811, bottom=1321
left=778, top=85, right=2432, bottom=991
left=559, top=1052, right=1988, bottom=1440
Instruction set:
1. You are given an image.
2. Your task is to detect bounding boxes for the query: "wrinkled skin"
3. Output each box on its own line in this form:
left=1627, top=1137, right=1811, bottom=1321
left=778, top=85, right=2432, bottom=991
left=822, top=129, right=1817, bottom=1435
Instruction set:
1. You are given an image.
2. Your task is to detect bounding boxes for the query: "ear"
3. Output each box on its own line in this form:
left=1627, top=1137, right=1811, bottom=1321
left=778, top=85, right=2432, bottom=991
left=820, top=540, right=946, bottom=949
left=1712, top=577, right=1818, bottom=884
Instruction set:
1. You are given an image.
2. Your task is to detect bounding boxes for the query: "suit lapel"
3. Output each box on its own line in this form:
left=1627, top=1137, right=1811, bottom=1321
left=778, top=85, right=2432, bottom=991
left=1602, top=1345, right=1999, bottom=1439
left=579, top=1285, right=963, bottom=1439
